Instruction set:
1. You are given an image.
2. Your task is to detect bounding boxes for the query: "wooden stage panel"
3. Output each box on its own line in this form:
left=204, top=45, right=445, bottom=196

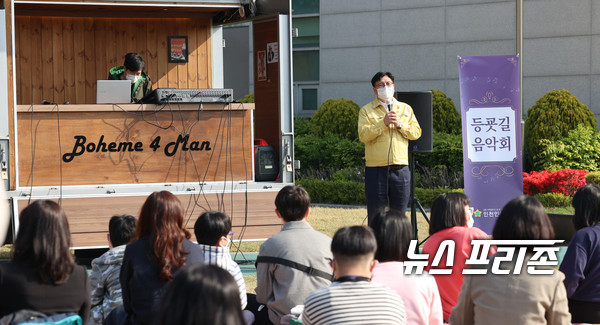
left=17, top=104, right=253, bottom=187
left=16, top=190, right=282, bottom=248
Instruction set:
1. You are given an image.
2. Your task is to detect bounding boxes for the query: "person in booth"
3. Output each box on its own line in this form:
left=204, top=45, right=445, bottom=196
left=358, top=71, right=421, bottom=224
left=108, top=53, right=153, bottom=103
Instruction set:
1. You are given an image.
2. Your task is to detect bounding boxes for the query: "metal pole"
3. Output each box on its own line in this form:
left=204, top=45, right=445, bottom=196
left=516, top=0, right=523, bottom=114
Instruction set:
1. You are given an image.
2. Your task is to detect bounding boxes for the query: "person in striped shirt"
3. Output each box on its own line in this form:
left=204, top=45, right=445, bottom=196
left=194, top=211, right=247, bottom=309
left=302, top=226, right=407, bottom=325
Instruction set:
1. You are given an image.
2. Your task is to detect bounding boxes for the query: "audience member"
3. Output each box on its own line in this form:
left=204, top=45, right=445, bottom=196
left=253, top=185, right=332, bottom=325
left=194, top=211, right=247, bottom=309
left=559, top=184, right=600, bottom=323
left=156, top=264, right=245, bottom=325
left=302, top=226, right=407, bottom=325
left=118, top=191, right=203, bottom=325
left=422, top=192, right=492, bottom=321
left=450, top=195, right=571, bottom=325
left=89, top=215, right=137, bottom=325
left=370, top=211, right=443, bottom=324
left=0, top=200, right=90, bottom=323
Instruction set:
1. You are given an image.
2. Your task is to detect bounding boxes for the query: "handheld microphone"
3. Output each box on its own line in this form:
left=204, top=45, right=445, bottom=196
left=385, top=99, right=393, bottom=112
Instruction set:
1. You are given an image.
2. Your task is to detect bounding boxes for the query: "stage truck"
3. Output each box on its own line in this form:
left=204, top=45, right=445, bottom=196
left=0, top=0, right=296, bottom=249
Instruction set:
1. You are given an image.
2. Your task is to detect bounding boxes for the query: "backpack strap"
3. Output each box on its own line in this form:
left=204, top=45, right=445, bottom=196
left=256, top=256, right=334, bottom=281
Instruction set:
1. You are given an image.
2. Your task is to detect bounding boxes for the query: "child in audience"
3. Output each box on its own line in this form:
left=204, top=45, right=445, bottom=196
left=371, top=211, right=443, bottom=324
left=89, top=215, right=137, bottom=325
left=157, top=264, right=245, bottom=325
left=194, top=211, right=247, bottom=309
left=422, top=193, right=492, bottom=321
left=559, top=184, right=600, bottom=323
left=450, top=195, right=571, bottom=324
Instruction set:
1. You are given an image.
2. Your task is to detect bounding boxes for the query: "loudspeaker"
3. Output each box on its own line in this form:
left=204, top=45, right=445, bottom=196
left=395, top=91, right=433, bottom=153
left=255, top=145, right=279, bottom=181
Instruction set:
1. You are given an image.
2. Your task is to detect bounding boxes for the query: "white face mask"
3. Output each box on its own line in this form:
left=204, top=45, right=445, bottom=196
left=222, top=236, right=231, bottom=248
left=377, top=85, right=395, bottom=100
left=126, top=74, right=140, bottom=84
left=467, top=216, right=474, bottom=228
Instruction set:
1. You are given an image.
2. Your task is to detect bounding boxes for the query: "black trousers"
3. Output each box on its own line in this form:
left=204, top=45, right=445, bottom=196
left=365, top=165, right=410, bottom=224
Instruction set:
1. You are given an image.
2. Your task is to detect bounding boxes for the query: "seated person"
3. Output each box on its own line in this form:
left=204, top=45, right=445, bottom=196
left=108, top=53, right=152, bottom=103
left=254, top=185, right=332, bottom=325
left=450, top=195, right=571, bottom=325
left=119, top=191, right=204, bottom=325
left=89, top=214, right=137, bottom=325
left=370, top=211, right=443, bottom=324
left=302, top=226, right=407, bottom=324
left=194, top=211, right=247, bottom=309
left=0, top=200, right=90, bottom=322
left=559, top=184, right=600, bottom=324
left=422, top=192, right=493, bottom=321
left=156, top=264, right=246, bottom=325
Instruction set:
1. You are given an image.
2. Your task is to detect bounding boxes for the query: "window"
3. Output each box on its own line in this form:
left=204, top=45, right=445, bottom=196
left=292, top=17, right=319, bottom=48
left=293, top=50, right=319, bottom=82
left=292, top=0, right=319, bottom=15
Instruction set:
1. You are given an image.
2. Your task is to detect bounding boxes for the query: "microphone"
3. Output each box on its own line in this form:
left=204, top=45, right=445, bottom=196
left=385, top=99, right=393, bottom=112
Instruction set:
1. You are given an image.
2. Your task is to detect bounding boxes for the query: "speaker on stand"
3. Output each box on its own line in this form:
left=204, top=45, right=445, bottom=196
left=395, top=91, right=433, bottom=244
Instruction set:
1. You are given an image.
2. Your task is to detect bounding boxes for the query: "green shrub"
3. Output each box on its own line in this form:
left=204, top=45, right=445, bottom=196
left=239, top=93, right=254, bottom=103
left=430, top=90, right=461, bottom=134
left=413, top=187, right=464, bottom=208
left=295, top=133, right=364, bottom=171
left=524, top=89, right=596, bottom=170
left=311, top=98, right=361, bottom=141
left=294, top=117, right=312, bottom=137
left=534, top=192, right=572, bottom=208
left=414, top=165, right=464, bottom=189
left=297, top=178, right=366, bottom=205
left=414, top=132, right=463, bottom=172
left=586, top=171, right=600, bottom=186
left=534, top=125, right=600, bottom=172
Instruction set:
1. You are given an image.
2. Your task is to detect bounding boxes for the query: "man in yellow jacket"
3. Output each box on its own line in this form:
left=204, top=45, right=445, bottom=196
left=358, top=72, right=422, bottom=224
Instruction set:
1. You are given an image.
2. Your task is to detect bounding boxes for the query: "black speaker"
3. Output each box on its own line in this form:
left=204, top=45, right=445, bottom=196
left=395, top=91, right=433, bottom=153
left=255, top=145, right=279, bottom=181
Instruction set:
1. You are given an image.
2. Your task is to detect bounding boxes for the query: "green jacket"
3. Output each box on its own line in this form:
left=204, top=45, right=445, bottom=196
left=108, top=66, right=153, bottom=103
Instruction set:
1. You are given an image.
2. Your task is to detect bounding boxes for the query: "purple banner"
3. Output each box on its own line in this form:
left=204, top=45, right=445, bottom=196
left=458, top=55, right=523, bottom=234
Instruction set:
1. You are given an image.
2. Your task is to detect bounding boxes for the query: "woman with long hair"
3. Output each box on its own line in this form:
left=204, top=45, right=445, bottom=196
left=0, top=200, right=90, bottom=322
left=157, top=264, right=245, bottom=325
left=120, top=191, right=203, bottom=325
left=559, top=184, right=600, bottom=323
left=421, top=192, right=492, bottom=322
left=370, top=211, right=443, bottom=324
left=450, top=195, right=571, bottom=324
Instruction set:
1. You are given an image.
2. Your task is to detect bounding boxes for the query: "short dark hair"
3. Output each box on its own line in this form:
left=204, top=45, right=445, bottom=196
left=12, top=200, right=75, bottom=284
left=371, top=211, right=413, bottom=262
left=429, top=192, right=470, bottom=235
left=123, top=53, right=145, bottom=72
left=109, top=214, right=137, bottom=247
left=275, top=185, right=310, bottom=222
left=572, top=184, right=600, bottom=230
left=331, top=226, right=377, bottom=265
left=157, top=264, right=245, bottom=325
left=194, top=211, right=231, bottom=246
left=492, top=195, right=554, bottom=241
left=370, top=71, right=394, bottom=87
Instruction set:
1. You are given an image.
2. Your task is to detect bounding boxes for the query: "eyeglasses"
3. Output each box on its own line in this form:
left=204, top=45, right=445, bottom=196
left=467, top=207, right=474, bottom=215
left=375, top=81, right=394, bottom=88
